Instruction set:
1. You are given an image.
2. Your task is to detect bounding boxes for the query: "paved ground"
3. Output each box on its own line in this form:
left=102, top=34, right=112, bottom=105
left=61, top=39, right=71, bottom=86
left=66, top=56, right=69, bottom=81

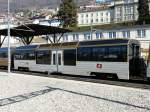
left=0, top=72, right=150, bottom=112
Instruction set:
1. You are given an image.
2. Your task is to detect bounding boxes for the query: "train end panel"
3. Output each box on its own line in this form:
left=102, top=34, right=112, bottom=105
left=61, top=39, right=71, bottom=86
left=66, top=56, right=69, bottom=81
left=147, top=64, right=150, bottom=80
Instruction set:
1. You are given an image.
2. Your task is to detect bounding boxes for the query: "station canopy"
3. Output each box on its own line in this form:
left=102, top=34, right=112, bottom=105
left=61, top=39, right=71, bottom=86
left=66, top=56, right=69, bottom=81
left=0, top=24, right=71, bottom=45
left=0, top=24, right=71, bottom=37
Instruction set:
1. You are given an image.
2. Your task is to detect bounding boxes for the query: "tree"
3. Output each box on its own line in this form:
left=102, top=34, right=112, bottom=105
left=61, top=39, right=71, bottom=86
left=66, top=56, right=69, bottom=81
left=137, top=0, right=150, bottom=24
left=57, top=0, right=77, bottom=28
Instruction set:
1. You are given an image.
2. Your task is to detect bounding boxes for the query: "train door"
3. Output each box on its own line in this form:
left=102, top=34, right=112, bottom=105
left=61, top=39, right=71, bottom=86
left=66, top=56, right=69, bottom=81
left=129, top=44, right=147, bottom=79
left=52, top=50, right=63, bottom=73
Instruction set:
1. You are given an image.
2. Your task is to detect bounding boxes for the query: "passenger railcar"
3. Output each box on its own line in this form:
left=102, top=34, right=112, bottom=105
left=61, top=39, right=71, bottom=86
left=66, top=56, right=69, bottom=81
left=13, top=39, right=147, bottom=80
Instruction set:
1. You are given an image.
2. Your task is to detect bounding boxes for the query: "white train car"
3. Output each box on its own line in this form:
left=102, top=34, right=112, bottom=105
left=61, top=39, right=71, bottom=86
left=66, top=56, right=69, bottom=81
left=14, top=39, right=147, bottom=80
left=14, top=45, right=38, bottom=71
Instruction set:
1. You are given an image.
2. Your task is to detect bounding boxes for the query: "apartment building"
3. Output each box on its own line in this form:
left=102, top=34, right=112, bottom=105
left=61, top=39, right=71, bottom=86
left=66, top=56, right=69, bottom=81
left=78, top=0, right=150, bottom=26
left=78, top=6, right=114, bottom=26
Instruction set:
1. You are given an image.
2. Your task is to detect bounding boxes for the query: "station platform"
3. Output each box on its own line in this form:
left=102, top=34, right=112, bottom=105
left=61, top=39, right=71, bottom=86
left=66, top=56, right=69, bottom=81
left=0, top=72, right=150, bottom=112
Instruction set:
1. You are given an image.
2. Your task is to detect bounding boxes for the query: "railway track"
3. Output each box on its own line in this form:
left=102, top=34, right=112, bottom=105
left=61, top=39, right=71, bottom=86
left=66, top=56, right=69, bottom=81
left=0, top=69, right=150, bottom=90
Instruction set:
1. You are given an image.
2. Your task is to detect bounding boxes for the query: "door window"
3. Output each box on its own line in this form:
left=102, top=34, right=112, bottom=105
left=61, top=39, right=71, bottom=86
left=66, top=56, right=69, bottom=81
left=58, top=53, right=61, bottom=65
left=53, top=54, right=56, bottom=65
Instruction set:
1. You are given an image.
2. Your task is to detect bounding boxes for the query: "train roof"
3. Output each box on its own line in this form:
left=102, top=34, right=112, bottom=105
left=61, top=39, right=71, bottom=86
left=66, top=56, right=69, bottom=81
left=39, top=42, right=79, bottom=49
left=79, top=39, right=130, bottom=46
left=15, top=39, right=138, bottom=50
left=0, top=47, right=15, bottom=52
left=16, top=45, right=39, bottom=50
left=38, top=39, right=133, bottom=49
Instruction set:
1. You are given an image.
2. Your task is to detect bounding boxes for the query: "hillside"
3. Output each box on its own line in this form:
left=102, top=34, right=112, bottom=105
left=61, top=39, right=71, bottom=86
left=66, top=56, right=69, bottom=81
left=0, top=0, right=90, bottom=12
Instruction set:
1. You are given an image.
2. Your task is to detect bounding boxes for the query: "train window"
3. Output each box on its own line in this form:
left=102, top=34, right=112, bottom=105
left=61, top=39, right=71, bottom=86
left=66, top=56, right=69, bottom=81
left=58, top=53, right=61, bottom=65
left=132, top=45, right=140, bottom=57
left=15, top=50, right=35, bottom=60
left=108, top=46, right=127, bottom=62
left=135, top=46, right=140, bottom=56
left=28, top=52, right=35, bottom=60
left=121, top=46, right=127, bottom=62
left=77, top=46, right=127, bottom=62
left=77, top=47, right=92, bottom=61
left=36, top=50, right=51, bottom=64
left=64, top=49, right=76, bottom=66
left=92, top=47, right=107, bottom=61
left=53, top=54, right=56, bottom=65
left=26, top=51, right=35, bottom=60
left=0, top=52, right=7, bottom=58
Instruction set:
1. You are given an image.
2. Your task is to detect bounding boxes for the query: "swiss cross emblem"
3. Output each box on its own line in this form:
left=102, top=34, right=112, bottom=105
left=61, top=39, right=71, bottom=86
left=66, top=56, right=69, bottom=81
left=96, top=64, right=102, bottom=69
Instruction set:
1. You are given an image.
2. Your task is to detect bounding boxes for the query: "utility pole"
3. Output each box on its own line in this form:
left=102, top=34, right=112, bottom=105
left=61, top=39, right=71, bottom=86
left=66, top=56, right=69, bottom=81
left=7, top=0, right=11, bottom=73
left=91, top=20, right=93, bottom=40
left=147, top=43, right=150, bottom=67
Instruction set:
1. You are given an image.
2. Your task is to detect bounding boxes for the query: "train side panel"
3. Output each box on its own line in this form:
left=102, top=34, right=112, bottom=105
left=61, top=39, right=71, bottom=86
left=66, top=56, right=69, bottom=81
left=147, top=64, right=150, bottom=78
left=16, top=60, right=129, bottom=80
left=14, top=60, right=35, bottom=70
left=74, top=62, right=129, bottom=79
left=14, top=60, right=55, bottom=73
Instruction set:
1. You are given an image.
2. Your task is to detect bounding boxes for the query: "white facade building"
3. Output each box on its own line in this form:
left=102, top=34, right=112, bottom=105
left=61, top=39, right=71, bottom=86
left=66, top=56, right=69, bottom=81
left=60, top=24, right=150, bottom=59
left=77, top=0, right=150, bottom=26
left=114, top=0, right=138, bottom=23
left=78, top=7, right=114, bottom=26
left=33, top=19, right=60, bottom=27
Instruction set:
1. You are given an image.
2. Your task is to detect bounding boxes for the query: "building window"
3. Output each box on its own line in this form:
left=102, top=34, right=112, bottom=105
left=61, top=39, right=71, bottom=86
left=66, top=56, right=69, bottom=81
left=81, top=20, right=84, bottom=24
left=63, top=35, right=68, bottom=41
left=86, top=19, right=88, bottom=23
left=106, top=18, right=108, bottom=22
left=81, top=14, right=84, bottom=18
left=95, top=19, right=98, bottom=23
left=86, top=14, right=88, bottom=17
left=124, top=6, right=134, bottom=21
left=116, top=7, right=122, bottom=22
left=124, top=0, right=134, bottom=4
left=122, top=31, right=130, bottom=38
left=96, top=13, right=98, bottom=17
left=96, top=32, right=103, bottom=39
left=73, top=34, right=79, bottom=41
left=137, top=29, right=146, bottom=38
left=106, top=12, right=109, bottom=16
left=109, top=32, right=116, bottom=38
left=84, top=33, right=91, bottom=40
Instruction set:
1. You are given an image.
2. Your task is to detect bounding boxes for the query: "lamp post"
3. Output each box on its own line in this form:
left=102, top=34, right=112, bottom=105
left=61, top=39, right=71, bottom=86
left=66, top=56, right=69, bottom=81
left=7, top=0, right=11, bottom=73
left=90, top=20, right=93, bottom=40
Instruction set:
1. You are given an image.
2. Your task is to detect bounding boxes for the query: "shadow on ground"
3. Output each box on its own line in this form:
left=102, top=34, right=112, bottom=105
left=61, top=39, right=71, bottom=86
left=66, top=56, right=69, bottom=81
left=0, top=88, right=56, bottom=107
left=46, top=86, right=150, bottom=111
